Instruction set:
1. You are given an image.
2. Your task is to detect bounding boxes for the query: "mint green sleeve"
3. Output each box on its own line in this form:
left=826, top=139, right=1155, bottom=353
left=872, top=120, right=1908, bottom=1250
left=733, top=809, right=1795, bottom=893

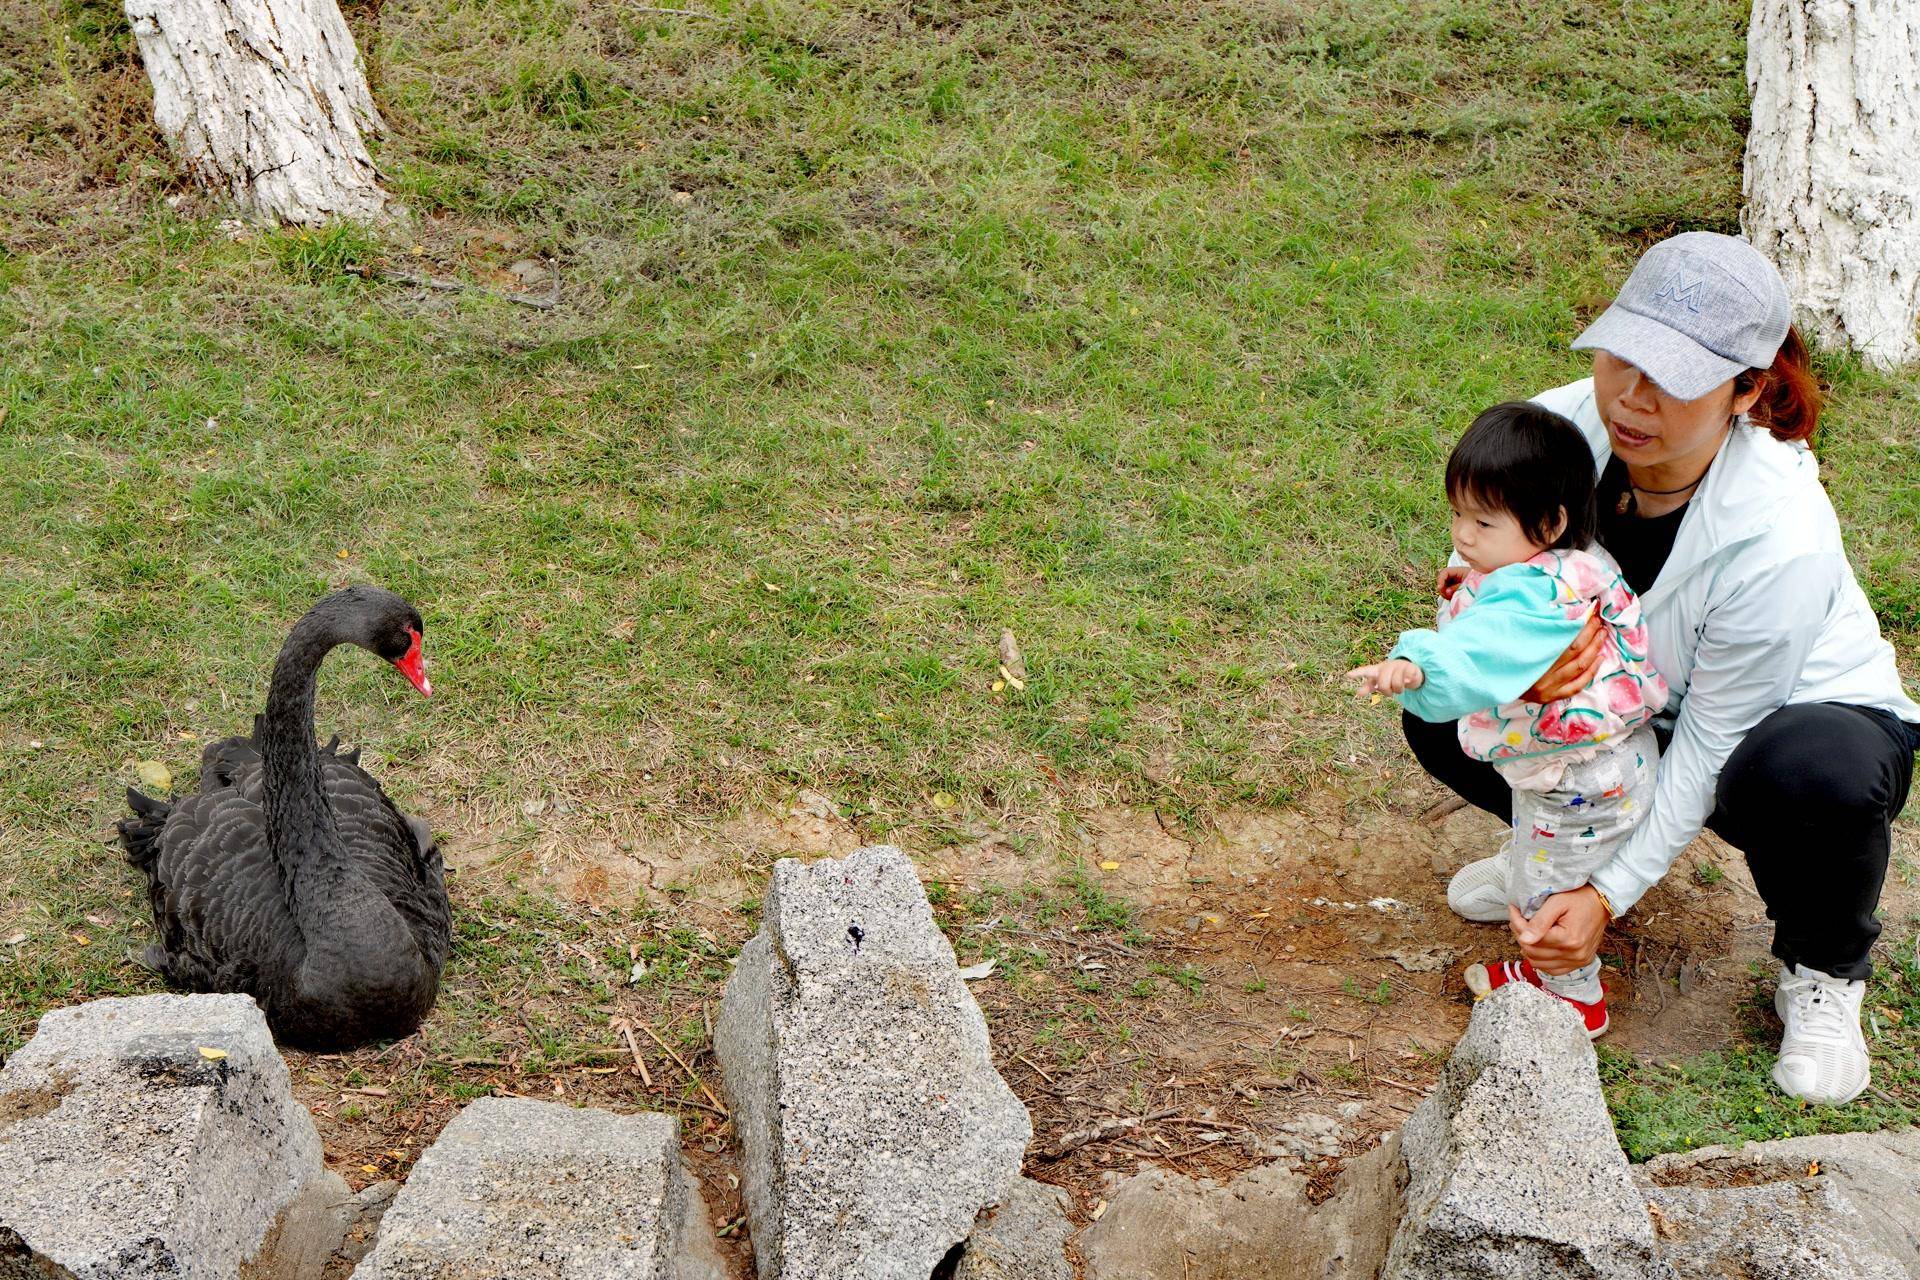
left=1388, top=566, right=1588, bottom=723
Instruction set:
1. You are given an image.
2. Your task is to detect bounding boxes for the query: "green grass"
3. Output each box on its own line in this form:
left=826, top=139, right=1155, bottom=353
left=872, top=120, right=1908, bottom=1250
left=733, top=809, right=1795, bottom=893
left=1603, top=940, right=1920, bottom=1160
left=1, top=0, right=1916, bottom=1155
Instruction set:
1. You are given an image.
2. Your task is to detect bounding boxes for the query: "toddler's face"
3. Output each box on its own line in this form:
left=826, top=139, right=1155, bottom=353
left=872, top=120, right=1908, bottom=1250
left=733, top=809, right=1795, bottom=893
left=1450, top=498, right=1547, bottom=574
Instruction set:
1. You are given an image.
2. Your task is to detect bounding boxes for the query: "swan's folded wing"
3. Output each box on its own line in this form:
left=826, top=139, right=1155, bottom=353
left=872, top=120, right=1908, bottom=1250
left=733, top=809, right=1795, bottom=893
left=323, top=756, right=452, bottom=968
left=145, top=787, right=286, bottom=996
left=197, top=733, right=261, bottom=791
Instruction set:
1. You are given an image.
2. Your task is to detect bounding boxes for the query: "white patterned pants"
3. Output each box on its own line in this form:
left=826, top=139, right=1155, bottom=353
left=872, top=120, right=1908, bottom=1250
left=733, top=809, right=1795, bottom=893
left=1506, top=727, right=1660, bottom=1002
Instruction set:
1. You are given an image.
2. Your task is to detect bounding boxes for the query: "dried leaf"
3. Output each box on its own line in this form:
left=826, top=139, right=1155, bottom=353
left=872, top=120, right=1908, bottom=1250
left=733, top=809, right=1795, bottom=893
left=957, top=958, right=997, bottom=981
left=931, top=791, right=956, bottom=810
left=991, top=679, right=1006, bottom=692
left=1099, top=861, right=1120, bottom=871
left=134, top=760, right=172, bottom=792
left=521, top=797, right=549, bottom=817
left=996, top=663, right=1027, bottom=691
left=628, top=960, right=649, bottom=985
left=1090, top=1199, right=1109, bottom=1221
left=197, top=1046, right=228, bottom=1061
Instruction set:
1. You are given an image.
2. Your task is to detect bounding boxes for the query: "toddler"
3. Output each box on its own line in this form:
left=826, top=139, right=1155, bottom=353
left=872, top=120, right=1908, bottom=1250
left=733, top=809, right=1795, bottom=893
left=1349, top=401, right=1668, bottom=1036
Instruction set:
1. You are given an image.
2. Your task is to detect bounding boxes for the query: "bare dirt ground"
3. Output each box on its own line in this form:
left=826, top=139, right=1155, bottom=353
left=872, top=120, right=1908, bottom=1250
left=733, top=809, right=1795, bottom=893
left=284, top=783, right=1920, bottom=1276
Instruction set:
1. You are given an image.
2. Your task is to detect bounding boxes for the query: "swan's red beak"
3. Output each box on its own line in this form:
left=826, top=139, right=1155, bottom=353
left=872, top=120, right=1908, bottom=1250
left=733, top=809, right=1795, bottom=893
left=393, top=629, right=431, bottom=697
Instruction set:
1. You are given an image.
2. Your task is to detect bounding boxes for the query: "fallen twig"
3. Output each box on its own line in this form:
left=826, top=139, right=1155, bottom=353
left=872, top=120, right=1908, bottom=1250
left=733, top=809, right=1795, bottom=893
left=1014, top=1051, right=1057, bottom=1085
left=1037, top=1107, right=1179, bottom=1160
left=345, top=262, right=561, bottom=310
left=1420, top=795, right=1468, bottom=824
left=635, top=1018, right=729, bottom=1116
left=664, top=1094, right=731, bottom=1119
left=1373, top=1074, right=1428, bottom=1096
left=612, top=1018, right=653, bottom=1087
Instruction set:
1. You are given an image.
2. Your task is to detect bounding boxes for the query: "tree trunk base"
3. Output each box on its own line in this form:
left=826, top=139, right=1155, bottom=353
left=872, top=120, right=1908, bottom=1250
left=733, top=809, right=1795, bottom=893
left=1743, top=0, right=1920, bottom=369
left=126, top=0, right=394, bottom=226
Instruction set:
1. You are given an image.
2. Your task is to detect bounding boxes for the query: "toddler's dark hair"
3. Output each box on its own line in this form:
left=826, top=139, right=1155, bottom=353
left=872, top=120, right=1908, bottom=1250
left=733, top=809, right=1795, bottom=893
left=1445, top=402, right=1597, bottom=551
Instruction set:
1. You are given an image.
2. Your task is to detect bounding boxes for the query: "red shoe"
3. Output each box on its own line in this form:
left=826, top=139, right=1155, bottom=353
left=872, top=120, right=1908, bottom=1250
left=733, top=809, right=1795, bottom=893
left=1464, top=959, right=1610, bottom=1039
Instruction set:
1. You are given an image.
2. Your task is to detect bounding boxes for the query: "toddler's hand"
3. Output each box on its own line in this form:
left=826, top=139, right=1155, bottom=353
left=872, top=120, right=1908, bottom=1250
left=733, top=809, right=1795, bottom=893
left=1436, top=565, right=1469, bottom=601
left=1346, top=658, right=1424, bottom=697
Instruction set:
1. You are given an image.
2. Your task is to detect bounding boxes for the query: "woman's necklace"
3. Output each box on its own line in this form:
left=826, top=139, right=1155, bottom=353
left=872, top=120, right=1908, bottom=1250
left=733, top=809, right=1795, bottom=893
left=1614, top=472, right=1706, bottom=517
left=1614, top=418, right=1732, bottom=518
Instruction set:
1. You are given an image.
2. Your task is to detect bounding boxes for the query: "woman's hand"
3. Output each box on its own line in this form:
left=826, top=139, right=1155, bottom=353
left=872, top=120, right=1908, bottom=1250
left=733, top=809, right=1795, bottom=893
left=1509, top=886, right=1610, bottom=974
left=1436, top=565, right=1469, bottom=601
left=1521, top=611, right=1605, bottom=703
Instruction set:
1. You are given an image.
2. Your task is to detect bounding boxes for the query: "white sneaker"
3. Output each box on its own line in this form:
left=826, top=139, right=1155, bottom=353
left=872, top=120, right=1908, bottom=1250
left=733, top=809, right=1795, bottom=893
left=1772, top=964, right=1870, bottom=1105
left=1447, top=851, right=1509, bottom=923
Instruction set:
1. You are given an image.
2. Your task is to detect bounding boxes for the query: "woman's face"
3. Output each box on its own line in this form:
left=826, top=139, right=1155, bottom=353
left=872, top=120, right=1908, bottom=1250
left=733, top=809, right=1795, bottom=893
left=1591, top=350, right=1763, bottom=469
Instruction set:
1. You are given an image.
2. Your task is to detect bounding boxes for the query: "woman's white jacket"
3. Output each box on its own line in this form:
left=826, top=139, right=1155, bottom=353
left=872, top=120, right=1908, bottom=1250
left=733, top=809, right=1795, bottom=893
left=1531, top=378, right=1919, bottom=915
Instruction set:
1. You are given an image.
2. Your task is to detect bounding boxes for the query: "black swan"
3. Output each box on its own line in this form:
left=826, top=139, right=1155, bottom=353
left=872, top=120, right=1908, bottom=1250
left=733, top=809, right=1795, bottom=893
left=118, top=585, right=452, bottom=1050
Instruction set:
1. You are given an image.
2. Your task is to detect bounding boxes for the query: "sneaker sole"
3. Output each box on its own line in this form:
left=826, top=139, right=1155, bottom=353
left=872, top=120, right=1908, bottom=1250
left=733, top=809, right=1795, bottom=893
left=1771, top=1061, right=1868, bottom=1106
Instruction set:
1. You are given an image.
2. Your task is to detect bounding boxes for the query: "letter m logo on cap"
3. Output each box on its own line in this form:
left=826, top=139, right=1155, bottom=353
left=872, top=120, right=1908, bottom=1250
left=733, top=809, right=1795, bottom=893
left=1651, top=272, right=1705, bottom=313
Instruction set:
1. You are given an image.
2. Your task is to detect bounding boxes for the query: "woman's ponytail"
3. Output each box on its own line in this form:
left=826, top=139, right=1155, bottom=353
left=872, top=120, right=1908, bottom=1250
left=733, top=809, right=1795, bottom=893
left=1735, top=324, right=1823, bottom=444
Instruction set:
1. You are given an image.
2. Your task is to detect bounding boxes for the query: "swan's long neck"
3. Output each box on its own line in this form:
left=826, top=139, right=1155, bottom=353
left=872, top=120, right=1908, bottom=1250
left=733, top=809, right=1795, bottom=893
left=260, top=612, right=345, bottom=889
left=260, top=610, right=410, bottom=963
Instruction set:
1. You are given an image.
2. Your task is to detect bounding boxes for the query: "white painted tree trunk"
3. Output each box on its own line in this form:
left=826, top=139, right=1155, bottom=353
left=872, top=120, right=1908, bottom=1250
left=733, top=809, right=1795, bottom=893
left=1742, top=0, right=1920, bottom=369
left=125, top=0, right=392, bottom=225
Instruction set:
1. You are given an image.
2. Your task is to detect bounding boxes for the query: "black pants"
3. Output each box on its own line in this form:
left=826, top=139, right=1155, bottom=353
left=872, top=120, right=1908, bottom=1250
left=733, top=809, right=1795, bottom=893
left=1405, top=703, right=1920, bottom=980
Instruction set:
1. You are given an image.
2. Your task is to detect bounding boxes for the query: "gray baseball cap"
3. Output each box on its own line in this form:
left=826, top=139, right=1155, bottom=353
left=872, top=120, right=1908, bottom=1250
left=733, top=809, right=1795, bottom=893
left=1571, top=232, right=1792, bottom=401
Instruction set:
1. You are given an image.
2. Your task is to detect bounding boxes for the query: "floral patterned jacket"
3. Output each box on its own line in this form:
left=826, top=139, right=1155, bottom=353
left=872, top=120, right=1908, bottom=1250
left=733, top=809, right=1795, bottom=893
left=1438, top=548, right=1668, bottom=790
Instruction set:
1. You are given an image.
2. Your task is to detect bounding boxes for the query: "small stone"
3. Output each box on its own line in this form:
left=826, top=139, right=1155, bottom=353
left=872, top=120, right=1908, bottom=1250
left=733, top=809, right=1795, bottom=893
left=1268, top=1113, right=1344, bottom=1163
left=1639, top=1131, right=1920, bottom=1277
left=713, top=846, right=1029, bottom=1278
left=1381, top=984, right=1670, bottom=1279
left=350, top=1098, right=719, bottom=1279
left=954, top=1178, right=1074, bottom=1280
left=1082, top=1139, right=1404, bottom=1279
left=0, top=993, right=347, bottom=1279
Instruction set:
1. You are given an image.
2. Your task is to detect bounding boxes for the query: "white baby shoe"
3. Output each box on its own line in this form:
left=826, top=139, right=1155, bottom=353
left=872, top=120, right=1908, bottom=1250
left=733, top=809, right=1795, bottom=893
left=1447, top=852, right=1510, bottom=923
left=1773, top=963, right=1870, bottom=1106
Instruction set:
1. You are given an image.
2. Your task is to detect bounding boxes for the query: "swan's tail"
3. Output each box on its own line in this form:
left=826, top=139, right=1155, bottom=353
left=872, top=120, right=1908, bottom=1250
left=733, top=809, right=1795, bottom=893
left=118, top=787, right=171, bottom=871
